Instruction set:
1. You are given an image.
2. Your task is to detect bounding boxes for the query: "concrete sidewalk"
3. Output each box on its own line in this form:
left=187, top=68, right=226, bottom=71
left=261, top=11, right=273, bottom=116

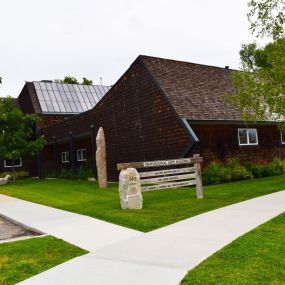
left=15, top=190, right=285, bottom=285
left=0, top=194, right=141, bottom=251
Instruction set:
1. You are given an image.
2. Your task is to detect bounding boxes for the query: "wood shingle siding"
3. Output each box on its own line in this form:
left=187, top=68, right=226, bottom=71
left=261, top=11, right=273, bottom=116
left=43, top=57, right=193, bottom=180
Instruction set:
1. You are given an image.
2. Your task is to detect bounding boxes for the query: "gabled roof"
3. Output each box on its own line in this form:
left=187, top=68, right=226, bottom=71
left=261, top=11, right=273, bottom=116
left=140, top=55, right=241, bottom=121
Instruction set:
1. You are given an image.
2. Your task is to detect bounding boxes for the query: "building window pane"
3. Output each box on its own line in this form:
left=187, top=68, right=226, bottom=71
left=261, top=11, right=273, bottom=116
left=238, top=129, right=247, bottom=145
left=4, top=158, right=22, bottom=168
left=248, top=129, right=258, bottom=144
left=238, top=128, right=258, bottom=146
left=61, top=152, right=69, bottom=163
left=77, top=149, right=87, bottom=161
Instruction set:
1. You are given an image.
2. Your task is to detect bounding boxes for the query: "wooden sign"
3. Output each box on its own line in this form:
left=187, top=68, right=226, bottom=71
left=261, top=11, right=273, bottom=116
left=140, top=173, right=196, bottom=185
left=117, top=154, right=203, bottom=198
left=141, top=180, right=196, bottom=192
left=139, top=167, right=195, bottom=178
left=117, top=157, right=203, bottom=170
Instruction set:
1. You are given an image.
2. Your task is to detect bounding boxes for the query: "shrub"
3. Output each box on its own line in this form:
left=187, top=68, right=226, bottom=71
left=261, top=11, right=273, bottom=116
left=59, top=168, right=75, bottom=179
left=270, top=157, right=285, bottom=174
left=203, top=158, right=252, bottom=185
left=202, top=161, right=231, bottom=185
left=245, top=157, right=285, bottom=178
left=0, top=171, right=30, bottom=179
left=77, top=165, right=93, bottom=180
left=244, top=163, right=264, bottom=178
left=58, top=166, right=93, bottom=180
left=225, top=158, right=253, bottom=181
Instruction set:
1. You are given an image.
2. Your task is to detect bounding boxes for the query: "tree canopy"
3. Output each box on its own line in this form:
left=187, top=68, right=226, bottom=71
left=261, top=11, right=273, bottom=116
left=54, top=76, right=93, bottom=85
left=248, top=0, right=285, bottom=40
left=0, top=97, right=45, bottom=180
left=228, top=0, right=285, bottom=123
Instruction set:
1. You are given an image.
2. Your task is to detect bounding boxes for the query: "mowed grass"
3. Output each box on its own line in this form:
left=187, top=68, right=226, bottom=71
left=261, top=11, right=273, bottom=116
left=181, top=212, right=285, bottom=285
left=0, top=236, right=87, bottom=285
left=0, top=175, right=285, bottom=232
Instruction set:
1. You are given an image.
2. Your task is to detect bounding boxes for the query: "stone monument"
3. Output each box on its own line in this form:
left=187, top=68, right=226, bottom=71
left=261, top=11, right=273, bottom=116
left=96, top=127, right=107, bottom=188
left=0, top=175, right=11, bottom=185
left=119, top=168, right=143, bottom=209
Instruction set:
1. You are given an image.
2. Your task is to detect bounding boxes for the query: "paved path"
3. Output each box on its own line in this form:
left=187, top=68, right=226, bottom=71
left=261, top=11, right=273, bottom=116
left=1, top=191, right=285, bottom=285
left=0, top=194, right=141, bottom=251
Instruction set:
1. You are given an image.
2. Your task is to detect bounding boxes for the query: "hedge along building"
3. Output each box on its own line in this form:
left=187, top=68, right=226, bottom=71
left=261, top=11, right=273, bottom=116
left=40, top=55, right=285, bottom=181
left=0, top=81, right=111, bottom=175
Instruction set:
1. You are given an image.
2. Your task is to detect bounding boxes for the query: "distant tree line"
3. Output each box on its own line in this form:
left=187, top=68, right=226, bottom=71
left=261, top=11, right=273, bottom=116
left=54, top=76, right=93, bottom=85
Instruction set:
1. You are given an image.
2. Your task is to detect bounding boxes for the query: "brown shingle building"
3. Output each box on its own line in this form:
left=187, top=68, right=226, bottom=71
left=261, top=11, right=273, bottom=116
left=2, top=55, right=285, bottom=179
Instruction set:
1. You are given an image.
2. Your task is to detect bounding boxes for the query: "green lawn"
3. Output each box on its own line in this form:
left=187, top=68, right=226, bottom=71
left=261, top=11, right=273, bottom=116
left=0, top=175, right=285, bottom=232
left=0, top=236, right=87, bottom=285
left=181, top=212, right=285, bottom=285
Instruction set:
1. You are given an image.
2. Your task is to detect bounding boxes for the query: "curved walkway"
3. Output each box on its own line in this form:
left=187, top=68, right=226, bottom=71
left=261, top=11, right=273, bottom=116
left=1, top=190, right=285, bottom=284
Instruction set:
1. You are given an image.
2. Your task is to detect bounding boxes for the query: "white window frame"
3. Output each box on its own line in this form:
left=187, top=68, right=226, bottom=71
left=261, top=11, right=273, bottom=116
left=77, top=149, right=87, bottom=161
left=281, top=130, right=285, bottom=144
left=4, top=158, right=22, bottom=168
left=61, top=151, right=70, bottom=163
left=238, top=128, right=259, bottom=146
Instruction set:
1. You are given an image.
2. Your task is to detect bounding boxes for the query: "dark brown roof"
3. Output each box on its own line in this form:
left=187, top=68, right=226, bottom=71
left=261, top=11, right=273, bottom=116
left=141, top=55, right=241, bottom=121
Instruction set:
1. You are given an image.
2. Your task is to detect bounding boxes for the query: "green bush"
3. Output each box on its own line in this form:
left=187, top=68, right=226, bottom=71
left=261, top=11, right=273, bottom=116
left=58, top=166, right=93, bottom=180
left=225, top=158, right=253, bottom=181
left=244, top=163, right=264, bottom=178
left=270, top=157, right=285, bottom=174
left=245, top=157, right=285, bottom=178
left=0, top=171, right=30, bottom=179
left=77, top=165, right=93, bottom=180
left=204, top=157, right=285, bottom=185
left=59, top=168, right=75, bottom=179
left=202, top=161, right=231, bottom=185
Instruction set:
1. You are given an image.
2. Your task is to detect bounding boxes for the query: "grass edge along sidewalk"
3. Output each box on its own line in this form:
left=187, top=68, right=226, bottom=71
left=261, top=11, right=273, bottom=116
left=0, top=236, right=87, bottom=285
left=181, top=212, right=285, bottom=284
left=1, top=175, right=285, bottom=232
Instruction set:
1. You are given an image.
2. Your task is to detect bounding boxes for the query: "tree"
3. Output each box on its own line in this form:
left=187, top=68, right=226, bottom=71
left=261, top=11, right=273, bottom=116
left=0, top=97, right=45, bottom=181
left=82, top=77, right=93, bottom=85
left=228, top=0, right=285, bottom=123
left=54, top=76, right=93, bottom=85
left=248, top=0, right=285, bottom=40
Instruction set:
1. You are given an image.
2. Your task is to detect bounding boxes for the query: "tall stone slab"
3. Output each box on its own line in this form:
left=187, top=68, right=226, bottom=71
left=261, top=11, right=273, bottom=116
left=96, top=127, right=107, bottom=188
left=119, top=168, right=143, bottom=209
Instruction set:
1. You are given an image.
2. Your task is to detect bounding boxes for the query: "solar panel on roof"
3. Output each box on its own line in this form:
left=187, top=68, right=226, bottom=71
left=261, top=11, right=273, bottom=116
left=34, top=81, right=111, bottom=114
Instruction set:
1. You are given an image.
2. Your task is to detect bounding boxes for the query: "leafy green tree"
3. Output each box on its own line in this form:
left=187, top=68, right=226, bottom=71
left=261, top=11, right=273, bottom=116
left=82, top=77, right=93, bottom=85
left=228, top=0, right=285, bottom=122
left=248, top=0, right=285, bottom=40
left=0, top=97, right=45, bottom=181
left=54, top=76, right=79, bottom=84
left=54, top=76, right=93, bottom=85
left=228, top=39, right=285, bottom=122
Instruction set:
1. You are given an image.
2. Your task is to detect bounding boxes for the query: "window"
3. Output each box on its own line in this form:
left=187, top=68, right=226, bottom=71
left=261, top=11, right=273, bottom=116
left=77, top=149, right=87, bottom=161
left=61, top=152, right=69, bottom=163
left=238, top=128, right=258, bottom=145
left=281, top=130, right=285, bottom=144
left=4, top=158, right=22, bottom=168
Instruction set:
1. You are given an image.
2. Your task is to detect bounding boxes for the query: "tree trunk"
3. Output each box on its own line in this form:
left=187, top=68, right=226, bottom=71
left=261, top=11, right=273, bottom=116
left=12, top=159, right=16, bottom=182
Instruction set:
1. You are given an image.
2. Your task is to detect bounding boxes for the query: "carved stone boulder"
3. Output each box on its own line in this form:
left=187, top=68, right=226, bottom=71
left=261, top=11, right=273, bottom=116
left=119, top=168, right=143, bottom=209
left=0, top=175, right=11, bottom=185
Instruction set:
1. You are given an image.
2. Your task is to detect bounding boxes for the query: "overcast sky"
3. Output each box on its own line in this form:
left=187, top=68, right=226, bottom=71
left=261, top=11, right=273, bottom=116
left=0, top=0, right=256, bottom=97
